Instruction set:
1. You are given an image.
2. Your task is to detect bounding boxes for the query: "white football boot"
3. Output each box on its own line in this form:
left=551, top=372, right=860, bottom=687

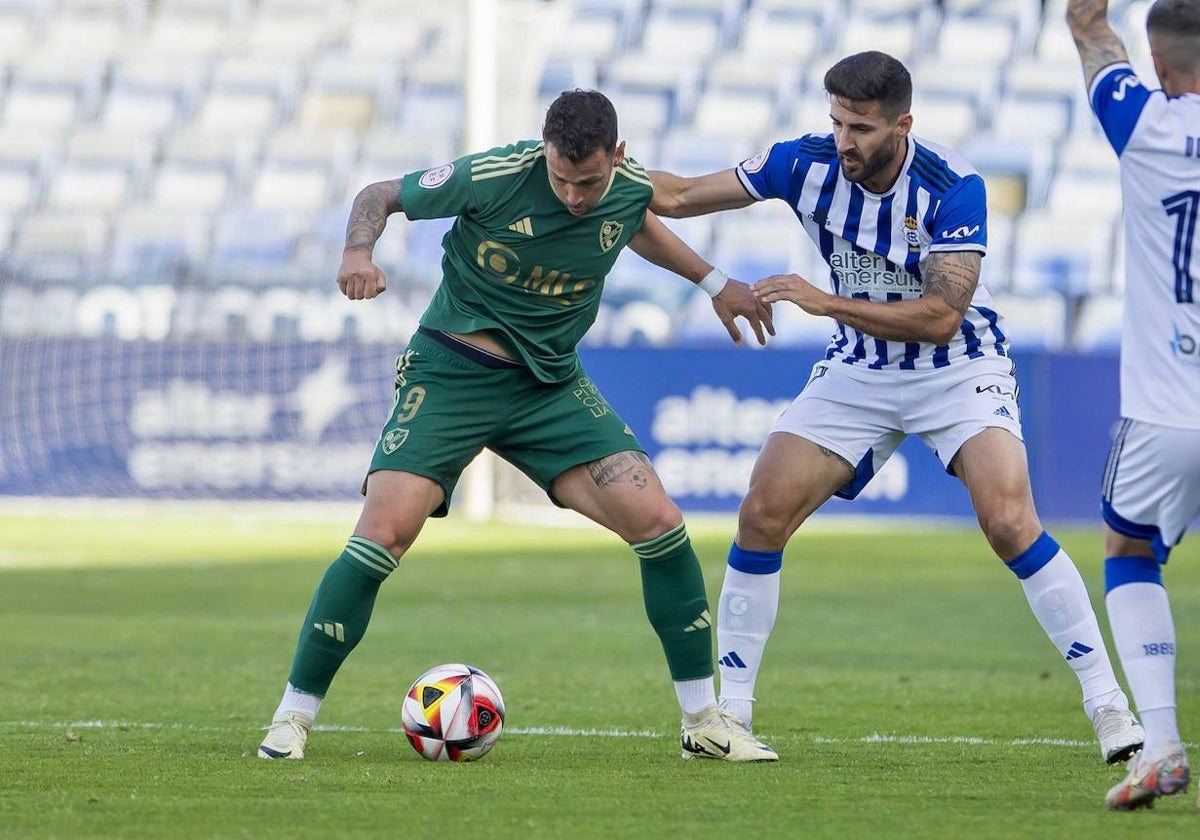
left=258, top=712, right=313, bottom=760
left=680, top=705, right=778, bottom=762
left=1090, top=705, right=1145, bottom=764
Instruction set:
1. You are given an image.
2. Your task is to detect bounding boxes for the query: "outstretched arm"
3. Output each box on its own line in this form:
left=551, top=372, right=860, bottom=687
left=648, top=169, right=756, bottom=218
left=752, top=251, right=981, bottom=346
left=339, top=179, right=404, bottom=300
left=1066, top=0, right=1131, bottom=86
left=628, top=211, right=774, bottom=346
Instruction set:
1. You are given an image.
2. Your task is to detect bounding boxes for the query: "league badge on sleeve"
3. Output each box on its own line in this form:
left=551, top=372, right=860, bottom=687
left=419, top=163, right=454, bottom=189
left=740, top=150, right=769, bottom=173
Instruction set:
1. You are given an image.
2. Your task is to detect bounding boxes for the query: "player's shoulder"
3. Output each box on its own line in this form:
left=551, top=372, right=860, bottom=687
left=615, top=155, right=653, bottom=189
left=909, top=136, right=980, bottom=196
left=466, top=140, right=545, bottom=183
left=786, top=133, right=838, bottom=162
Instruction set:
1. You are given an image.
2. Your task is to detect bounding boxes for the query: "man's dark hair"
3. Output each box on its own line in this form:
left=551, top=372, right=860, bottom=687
left=1147, top=0, right=1200, bottom=69
left=823, top=51, right=913, bottom=120
left=542, top=89, right=619, bottom=162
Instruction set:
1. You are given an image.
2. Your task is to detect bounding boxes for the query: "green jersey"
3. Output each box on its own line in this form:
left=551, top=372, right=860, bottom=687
left=399, top=140, right=653, bottom=383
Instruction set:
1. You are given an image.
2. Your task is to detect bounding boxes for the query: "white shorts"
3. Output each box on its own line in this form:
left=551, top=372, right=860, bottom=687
left=773, top=356, right=1025, bottom=500
left=1103, top=418, right=1200, bottom=557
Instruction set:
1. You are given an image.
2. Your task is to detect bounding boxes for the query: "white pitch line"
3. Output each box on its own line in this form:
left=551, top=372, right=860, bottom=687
left=4, top=719, right=1188, bottom=749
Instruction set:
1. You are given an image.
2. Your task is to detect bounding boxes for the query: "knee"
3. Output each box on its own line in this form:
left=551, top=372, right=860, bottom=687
left=622, top=498, right=684, bottom=544
left=736, top=490, right=795, bottom=550
left=352, top=516, right=417, bottom=559
left=979, top=500, right=1041, bottom=559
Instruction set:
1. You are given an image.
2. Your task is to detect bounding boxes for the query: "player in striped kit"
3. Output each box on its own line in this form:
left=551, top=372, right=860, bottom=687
left=651, top=51, right=1144, bottom=765
left=1068, top=0, right=1200, bottom=811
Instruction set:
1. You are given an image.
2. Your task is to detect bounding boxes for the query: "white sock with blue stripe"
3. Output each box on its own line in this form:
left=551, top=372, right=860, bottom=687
left=1105, top=556, right=1180, bottom=754
left=716, top=543, right=783, bottom=728
left=1006, top=532, right=1126, bottom=717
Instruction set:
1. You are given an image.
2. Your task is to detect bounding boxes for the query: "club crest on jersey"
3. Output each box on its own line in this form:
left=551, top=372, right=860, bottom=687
left=741, top=150, right=769, bottom=173
left=599, top=220, right=623, bottom=252
left=903, top=215, right=921, bottom=252
left=419, top=163, right=454, bottom=189
left=381, top=427, right=409, bottom=454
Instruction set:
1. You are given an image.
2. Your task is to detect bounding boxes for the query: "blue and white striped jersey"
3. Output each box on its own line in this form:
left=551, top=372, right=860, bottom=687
left=737, top=134, right=1005, bottom=370
left=1089, top=63, right=1200, bottom=429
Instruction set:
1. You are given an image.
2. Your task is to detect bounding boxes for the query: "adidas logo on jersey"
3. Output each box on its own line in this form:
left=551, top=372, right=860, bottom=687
left=507, top=217, right=533, bottom=236
left=993, top=405, right=1014, bottom=419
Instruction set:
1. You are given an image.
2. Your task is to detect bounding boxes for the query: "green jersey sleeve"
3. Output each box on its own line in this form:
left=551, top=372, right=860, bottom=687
left=399, top=155, right=479, bottom=221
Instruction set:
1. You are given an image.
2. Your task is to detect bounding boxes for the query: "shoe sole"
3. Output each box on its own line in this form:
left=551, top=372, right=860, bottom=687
left=1105, top=740, right=1145, bottom=765
left=257, top=746, right=303, bottom=760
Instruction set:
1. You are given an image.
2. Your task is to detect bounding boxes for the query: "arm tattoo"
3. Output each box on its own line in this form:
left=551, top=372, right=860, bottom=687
left=1066, top=0, right=1130, bottom=85
left=344, top=180, right=403, bottom=253
left=922, top=251, right=980, bottom=316
left=588, top=451, right=656, bottom=490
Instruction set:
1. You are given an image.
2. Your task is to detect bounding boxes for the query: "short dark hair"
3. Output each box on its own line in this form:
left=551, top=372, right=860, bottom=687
left=1147, top=0, right=1200, bottom=68
left=823, top=51, right=912, bottom=120
left=542, top=89, right=619, bottom=162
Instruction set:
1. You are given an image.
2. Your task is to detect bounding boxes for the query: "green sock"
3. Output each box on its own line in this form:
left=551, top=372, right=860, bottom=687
left=632, top=524, right=714, bottom=681
left=287, top=536, right=399, bottom=695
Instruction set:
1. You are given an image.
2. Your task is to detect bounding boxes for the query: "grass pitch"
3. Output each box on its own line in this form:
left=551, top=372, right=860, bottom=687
left=1, top=507, right=1197, bottom=838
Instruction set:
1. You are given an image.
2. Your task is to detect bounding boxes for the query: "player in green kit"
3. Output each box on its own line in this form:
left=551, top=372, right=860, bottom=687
left=257, top=90, right=778, bottom=762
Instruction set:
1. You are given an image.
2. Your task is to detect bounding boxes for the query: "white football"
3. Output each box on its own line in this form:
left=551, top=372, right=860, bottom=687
left=400, top=663, right=505, bottom=761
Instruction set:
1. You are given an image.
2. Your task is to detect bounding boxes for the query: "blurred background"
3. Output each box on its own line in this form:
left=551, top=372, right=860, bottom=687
left=0, top=0, right=1160, bottom=523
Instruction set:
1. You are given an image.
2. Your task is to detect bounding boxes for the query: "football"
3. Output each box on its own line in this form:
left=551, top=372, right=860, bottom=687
left=400, top=663, right=505, bottom=761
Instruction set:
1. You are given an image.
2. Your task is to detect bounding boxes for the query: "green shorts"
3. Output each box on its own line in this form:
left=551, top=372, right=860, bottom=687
left=367, top=328, right=645, bottom=517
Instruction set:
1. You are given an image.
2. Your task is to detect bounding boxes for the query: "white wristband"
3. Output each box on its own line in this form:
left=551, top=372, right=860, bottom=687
left=697, top=268, right=728, bottom=298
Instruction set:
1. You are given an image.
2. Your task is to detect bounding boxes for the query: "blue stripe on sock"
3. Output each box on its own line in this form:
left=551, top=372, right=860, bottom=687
left=1104, top=555, right=1163, bottom=593
left=1004, top=531, right=1060, bottom=580
left=727, top=543, right=783, bottom=575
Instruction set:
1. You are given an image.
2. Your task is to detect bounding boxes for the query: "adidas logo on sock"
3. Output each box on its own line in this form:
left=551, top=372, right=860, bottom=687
left=314, top=621, right=345, bottom=642
left=719, top=651, right=747, bottom=668
left=683, top=610, right=711, bottom=633
left=1065, top=641, right=1094, bottom=660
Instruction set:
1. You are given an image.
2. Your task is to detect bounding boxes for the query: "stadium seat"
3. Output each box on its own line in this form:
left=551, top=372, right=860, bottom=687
left=837, top=14, right=920, bottom=63
left=109, top=208, right=212, bottom=277
left=137, top=13, right=229, bottom=58
left=0, top=11, right=33, bottom=63
left=658, top=129, right=742, bottom=174
left=691, top=90, right=776, bottom=142
left=1072, top=293, right=1125, bottom=351
left=980, top=212, right=1016, bottom=295
left=910, top=57, right=1002, bottom=111
left=40, top=14, right=127, bottom=61
left=211, top=207, right=308, bottom=266
left=65, top=129, right=158, bottom=188
left=12, top=212, right=110, bottom=266
left=736, top=8, right=823, bottom=62
left=46, top=163, right=132, bottom=213
left=910, top=95, right=979, bottom=149
left=0, top=169, right=38, bottom=214
left=249, top=163, right=333, bottom=213
left=1010, top=210, right=1117, bottom=297
left=195, top=90, right=282, bottom=134
left=989, top=95, right=1074, bottom=145
left=936, top=16, right=1018, bottom=66
left=990, top=292, right=1069, bottom=351
left=150, top=163, right=233, bottom=213
left=639, top=9, right=724, bottom=62
left=1045, top=171, right=1123, bottom=222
